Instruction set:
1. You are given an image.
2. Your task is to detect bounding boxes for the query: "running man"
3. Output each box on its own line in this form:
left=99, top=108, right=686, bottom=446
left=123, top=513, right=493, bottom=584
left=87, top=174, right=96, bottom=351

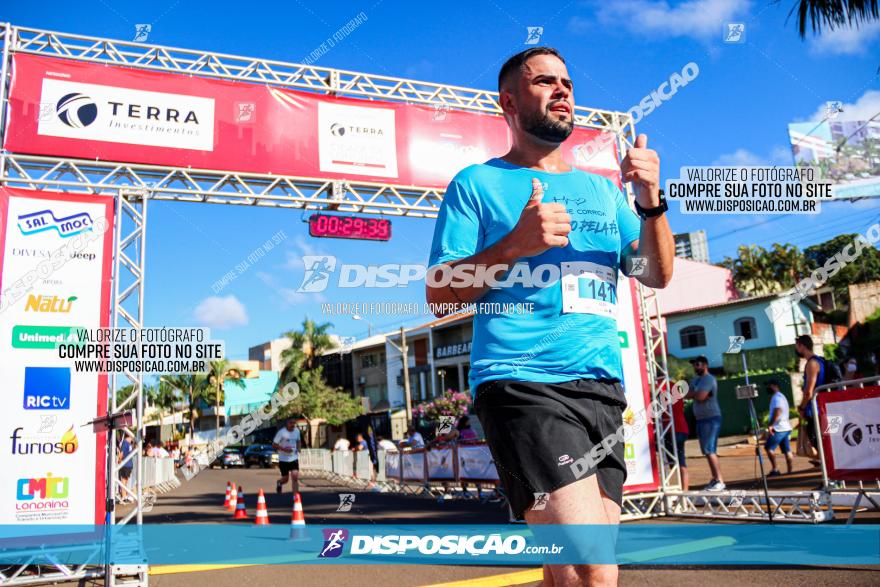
left=426, top=47, right=673, bottom=586
left=273, top=417, right=302, bottom=495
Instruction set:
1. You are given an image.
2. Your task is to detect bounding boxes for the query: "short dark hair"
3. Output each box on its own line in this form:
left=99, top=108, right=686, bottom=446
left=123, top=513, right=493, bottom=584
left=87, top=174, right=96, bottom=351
left=795, top=335, right=813, bottom=350
left=498, top=47, right=566, bottom=94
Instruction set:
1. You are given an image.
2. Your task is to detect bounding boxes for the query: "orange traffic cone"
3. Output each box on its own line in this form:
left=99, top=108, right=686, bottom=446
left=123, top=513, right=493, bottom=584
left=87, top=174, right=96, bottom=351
left=223, top=481, right=232, bottom=509
left=289, top=492, right=306, bottom=540
left=228, top=483, right=238, bottom=512
left=234, top=486, right=248, bottom=519
left=254, top=489, right=270, bottom=525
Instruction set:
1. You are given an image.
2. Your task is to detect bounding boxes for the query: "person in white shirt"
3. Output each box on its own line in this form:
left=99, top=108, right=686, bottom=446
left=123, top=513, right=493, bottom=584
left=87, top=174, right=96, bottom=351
left=273, top=418, right=302, bottom=495
left=377, top=436, right=397, bottom=452
left=333, top=437, right=351, bottom=451
left=764, top=379, right=794, bottom=476
left=400, top=426, right=425, bottom=449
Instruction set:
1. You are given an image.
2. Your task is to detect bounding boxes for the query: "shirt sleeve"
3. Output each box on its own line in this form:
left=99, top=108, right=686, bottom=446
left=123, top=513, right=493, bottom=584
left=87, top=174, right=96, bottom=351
left=272, top=430, right=282, bottom=444
left=428, top=179, right=483, bottom=267
left=611, top=181, right=641, bottom=254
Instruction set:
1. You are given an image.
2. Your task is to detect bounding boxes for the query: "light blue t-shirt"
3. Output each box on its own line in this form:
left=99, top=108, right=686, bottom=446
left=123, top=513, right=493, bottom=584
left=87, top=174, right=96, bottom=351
left=769, top=391, right=792, bottom=432
left=428, top=158, right=641, bottom=391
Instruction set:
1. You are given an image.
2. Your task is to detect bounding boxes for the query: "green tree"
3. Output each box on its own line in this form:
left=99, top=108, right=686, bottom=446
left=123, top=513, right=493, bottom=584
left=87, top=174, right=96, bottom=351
left=787, top=0, right=879, bottom=37
left=162, top=373, right=209, bottom=441
left=721, top=244, right=780, bottom=295
left=275, top=366, right=362, bottom=447
left=804, top=234, right=880, bottom=306
left=145, top=379, right=180, bottom=427
left=768, top=243, right=808, bottom=289
left=279, top=318, right=335, bottom=383
left=205, top=360, right=247, bottom=439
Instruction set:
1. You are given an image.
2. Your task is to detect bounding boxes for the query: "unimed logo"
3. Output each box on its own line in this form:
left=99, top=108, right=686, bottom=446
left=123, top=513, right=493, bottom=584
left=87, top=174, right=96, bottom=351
left=23, top=366, right=71, bottom=410
left=18, top=209, right=93, bottom=238
left=12, top=325, right=82, bottom=349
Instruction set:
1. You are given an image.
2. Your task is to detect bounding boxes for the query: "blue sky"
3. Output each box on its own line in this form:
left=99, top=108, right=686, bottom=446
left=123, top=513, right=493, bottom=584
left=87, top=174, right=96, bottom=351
left=3, top=0, right=879, bottom=358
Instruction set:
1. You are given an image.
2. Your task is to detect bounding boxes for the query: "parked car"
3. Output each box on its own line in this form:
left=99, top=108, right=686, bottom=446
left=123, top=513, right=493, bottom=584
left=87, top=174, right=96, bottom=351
left=211, top=447, right=244, bottom=469
left=244, top=444, right=279, bottom=468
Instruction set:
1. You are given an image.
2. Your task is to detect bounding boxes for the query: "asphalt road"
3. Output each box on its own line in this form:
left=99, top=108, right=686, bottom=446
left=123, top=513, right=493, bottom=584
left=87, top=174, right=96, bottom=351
left=121, top=464, right=880, bottom=587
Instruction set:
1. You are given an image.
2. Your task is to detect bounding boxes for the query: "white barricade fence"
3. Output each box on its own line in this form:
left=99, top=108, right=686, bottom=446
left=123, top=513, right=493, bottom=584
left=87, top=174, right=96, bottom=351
left=354, top=451, right=373, bottom=479
left=426, top=446, right=455, bottom=480
left=457, top=443, right=499, bottom=482
left=384, top=450, right=401, bottom=481
left=402, top=450, right=427, bottom=482
left=332, top=450, right=354, bottom=477
left=296, top=443, right=499, bottom=491
left=141, top=457, right=180, bottom=493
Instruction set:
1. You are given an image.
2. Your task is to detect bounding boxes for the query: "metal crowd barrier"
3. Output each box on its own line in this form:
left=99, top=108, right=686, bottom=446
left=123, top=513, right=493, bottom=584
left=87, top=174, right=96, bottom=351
left=298, top=443, right=501, bottom=499
left=141, top=457, right=181, bottom=493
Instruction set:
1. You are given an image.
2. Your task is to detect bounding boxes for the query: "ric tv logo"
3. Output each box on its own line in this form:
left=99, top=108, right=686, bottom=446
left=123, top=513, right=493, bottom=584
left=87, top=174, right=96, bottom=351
left=23, top=366, right=71, bottom=410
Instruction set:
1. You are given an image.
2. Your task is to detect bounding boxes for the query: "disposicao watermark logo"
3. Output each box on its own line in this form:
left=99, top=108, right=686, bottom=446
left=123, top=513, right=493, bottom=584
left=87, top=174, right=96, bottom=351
left=319, top=528, right=349, bottom=558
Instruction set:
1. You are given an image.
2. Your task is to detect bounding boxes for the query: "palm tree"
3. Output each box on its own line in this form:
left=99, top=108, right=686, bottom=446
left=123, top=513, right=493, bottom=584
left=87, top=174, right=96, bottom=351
left=789, top=1, right=879, bottom=37
left=769, top=243, right=808, bottom=290
left=206, top=359, right=247, bottom=439
left=147, top=378, right=182, bottom=431
left=279, top=318, right=335, bottom=384
left=162, top=373, right=209, bottom=442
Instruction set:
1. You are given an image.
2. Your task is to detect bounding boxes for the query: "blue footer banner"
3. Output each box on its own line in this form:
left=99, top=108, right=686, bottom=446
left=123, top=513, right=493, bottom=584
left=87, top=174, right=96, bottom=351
left=0, top=524, right=878, bottom=566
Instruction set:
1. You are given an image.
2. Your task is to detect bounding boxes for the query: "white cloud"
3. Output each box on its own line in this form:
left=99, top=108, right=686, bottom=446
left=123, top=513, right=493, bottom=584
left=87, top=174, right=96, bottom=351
left=596, top=0, right=751, bottom=41
left=712, top=146, right=792, bottom=166
left=810, top=21, right=880, bottom=55
left=807, top=90, right=880, bottom=123
left=566, top=16, right=593, bottom=35
left=256, top=271, right=325, bottom=305
left=281, top=235, right=329, bottom=271
left=193, top=296, right=248, bottom=330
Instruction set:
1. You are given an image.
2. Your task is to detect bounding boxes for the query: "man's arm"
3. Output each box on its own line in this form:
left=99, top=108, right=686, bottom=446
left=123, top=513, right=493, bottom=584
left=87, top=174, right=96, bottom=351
left=799, top=360, right=819, bottom=413
left=619, top=134, right=674, bottom=288
left=770, top=406, right=783, bottom=433
left=685, top=387, right=710, bottom=402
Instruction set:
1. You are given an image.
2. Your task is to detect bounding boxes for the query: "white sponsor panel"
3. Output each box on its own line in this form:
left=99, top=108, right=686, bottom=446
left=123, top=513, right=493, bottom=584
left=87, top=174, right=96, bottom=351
left=425, top=447, right=455, bottom=480
left=456, top=444, right=499, bottom=481
left=826, top=396, right=880, bottom=472
left=401, top=451, right=426, bottom=481
left=384, top=450, right=400, bottom=479
left=38, top=78, right=215, bottom=151
left=318, top=102, right=398, bottom=178
left=0, top=193, right=111, bottom=524
left=617, top=276, right=656, bottom=489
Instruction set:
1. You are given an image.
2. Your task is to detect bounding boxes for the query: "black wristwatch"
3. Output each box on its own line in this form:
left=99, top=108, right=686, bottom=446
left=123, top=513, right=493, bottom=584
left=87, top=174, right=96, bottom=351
left=634, top=190, right=668, bottom=220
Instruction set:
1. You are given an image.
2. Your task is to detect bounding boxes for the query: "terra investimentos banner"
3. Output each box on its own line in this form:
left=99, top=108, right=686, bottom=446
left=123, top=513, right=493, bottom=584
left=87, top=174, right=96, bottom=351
left=0, top=186, right=114, bottom=525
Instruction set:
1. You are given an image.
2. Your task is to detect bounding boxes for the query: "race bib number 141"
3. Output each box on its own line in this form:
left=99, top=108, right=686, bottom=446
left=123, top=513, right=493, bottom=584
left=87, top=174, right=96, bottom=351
left=561, top=261, right=617, bottom=317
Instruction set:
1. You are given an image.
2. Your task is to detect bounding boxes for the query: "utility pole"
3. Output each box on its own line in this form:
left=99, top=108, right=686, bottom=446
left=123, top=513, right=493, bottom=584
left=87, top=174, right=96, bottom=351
left=388, top=326, right=413, bottom=426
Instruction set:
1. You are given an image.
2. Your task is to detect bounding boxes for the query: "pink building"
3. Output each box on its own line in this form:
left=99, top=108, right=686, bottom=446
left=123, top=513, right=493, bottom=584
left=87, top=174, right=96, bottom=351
left=651, top=257, right=739, bottom=317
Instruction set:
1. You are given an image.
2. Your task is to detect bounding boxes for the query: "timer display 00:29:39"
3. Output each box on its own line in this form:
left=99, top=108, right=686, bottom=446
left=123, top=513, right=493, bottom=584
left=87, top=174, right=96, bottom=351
left=308, top=214, right=391, bottom=241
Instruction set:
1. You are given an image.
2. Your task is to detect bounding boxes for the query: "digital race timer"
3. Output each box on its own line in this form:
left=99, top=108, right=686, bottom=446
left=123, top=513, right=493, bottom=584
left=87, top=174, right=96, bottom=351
left=308, top=214, right=392, bottom=241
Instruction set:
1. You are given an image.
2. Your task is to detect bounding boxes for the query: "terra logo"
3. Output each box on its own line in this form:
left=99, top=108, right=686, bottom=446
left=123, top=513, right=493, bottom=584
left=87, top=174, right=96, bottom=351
left=318, top=528, right=349, bottom=558
left=842, top=423, right=864, bottom=447
left=56, top=93, right=98, bottom=128
left=18, top=209, right=94, bottom=238
left=23, top=366, right=71, bottom=410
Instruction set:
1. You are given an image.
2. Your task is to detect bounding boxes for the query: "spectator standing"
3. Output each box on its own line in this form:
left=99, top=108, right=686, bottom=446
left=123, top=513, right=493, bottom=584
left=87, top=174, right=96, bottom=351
left=457, top=416, right=478, bottom=441
left=686, top=356, right=724, bottom=491
left=662, top=393, right=689, bottom=490
left=795, top=335, right=824, bottom=465
left=764, top=379, right=794, bottom=476
left=400, top=425, right=425, bottom=449
left=333, top=436, right=351, bottom=451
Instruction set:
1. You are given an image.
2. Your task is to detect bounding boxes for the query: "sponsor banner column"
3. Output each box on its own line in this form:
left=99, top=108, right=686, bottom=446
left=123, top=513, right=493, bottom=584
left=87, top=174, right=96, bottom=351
left=0, top=186, right=114, bottom=524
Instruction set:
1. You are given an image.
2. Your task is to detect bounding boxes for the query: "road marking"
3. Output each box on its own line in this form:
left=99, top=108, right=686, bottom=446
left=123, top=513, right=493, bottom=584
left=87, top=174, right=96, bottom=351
left=150, top=564, right=257, bottom=575
left=420, top=569, right=542, bottom=587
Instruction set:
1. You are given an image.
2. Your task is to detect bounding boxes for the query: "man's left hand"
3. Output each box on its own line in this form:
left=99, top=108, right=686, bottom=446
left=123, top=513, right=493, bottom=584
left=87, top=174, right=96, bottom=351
left=621, top=133, right=661, bottom=208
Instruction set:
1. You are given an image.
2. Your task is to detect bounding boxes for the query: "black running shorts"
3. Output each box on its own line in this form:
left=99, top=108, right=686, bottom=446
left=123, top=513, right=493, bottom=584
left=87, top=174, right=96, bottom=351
left=279, top=460, right=299, bottom=475
left=474, top=378, right=628, bottom=520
